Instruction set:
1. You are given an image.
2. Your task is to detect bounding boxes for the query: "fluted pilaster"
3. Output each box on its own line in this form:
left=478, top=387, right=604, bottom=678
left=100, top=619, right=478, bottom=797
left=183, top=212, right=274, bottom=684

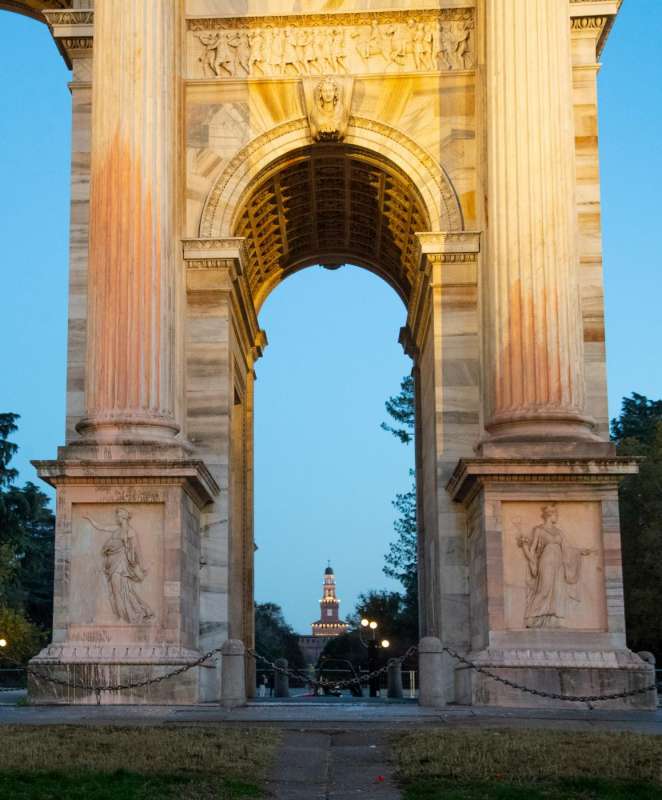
left=483, top=0, right=594, bottom=443
left=77, top=0, right=182, bottom=443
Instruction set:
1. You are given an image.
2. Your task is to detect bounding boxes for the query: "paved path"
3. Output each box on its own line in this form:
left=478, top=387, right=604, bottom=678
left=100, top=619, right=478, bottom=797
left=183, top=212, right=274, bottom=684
left=264, top=729, right=401, bottom=799
left=1, top=694, right=661, bottom=735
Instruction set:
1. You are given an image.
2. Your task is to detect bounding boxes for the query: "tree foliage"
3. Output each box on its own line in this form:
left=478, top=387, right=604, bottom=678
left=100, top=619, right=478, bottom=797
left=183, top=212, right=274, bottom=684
left=611, top=393, right=662, bottom=660
left=254, top=602, right=304, bottom=669
left=0, top=606, right=44, bottom=669
left=380, top=375, right=415, bottom=444
left=381, top=377, right=418, bottom=640
left=0, top=414, right=55, bottom=633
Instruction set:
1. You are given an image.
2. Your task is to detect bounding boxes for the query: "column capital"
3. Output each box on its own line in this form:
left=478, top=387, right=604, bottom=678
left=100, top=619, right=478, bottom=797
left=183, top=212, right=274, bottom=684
left=183, top=238, right=267, bottom=366
left=404, top=231, right=481, bottom=359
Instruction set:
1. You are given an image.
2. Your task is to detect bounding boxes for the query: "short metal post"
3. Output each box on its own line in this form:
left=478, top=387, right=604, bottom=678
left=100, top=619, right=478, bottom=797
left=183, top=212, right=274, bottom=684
left=274, top=658, right=289, bottom=698
left=387, top=658, right=403, bottom=699
left=368, top=640, right=379, bottom=697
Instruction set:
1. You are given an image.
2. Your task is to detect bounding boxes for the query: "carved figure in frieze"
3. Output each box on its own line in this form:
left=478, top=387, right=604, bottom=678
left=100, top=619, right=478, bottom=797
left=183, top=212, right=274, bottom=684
left=84, top=508, right=155, bottom=625
left=413, top=21, right=434, bottom=71
left=331, top=28, right=348, bottom=73
left=438, top=20, right=471, bottom=70
left=250, top=30, right=266, bottom=74
left=516, top=504, right=596, bottom=629
left=282, top=29, right=299, bottom=74
left=294, top=28, right=311, bottom=74
left=315, top=28, right=334, bottom=74
left=268, top=26, right=284, bottom=74
left=196, top=31, right=221, bottom=78
left=215, top=32, right=235, bottom=77
left=353, top=19, right=383, bottom=63
left=227, top=30, right=250, bottom=75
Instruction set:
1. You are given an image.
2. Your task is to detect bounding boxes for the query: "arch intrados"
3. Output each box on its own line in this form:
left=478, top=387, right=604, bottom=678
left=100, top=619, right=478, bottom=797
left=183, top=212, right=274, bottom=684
left=229, top=142, right=431, bottom=235
left=231, top=142, right=432, bottom=309
left=198, top=116, right=463, bottom=240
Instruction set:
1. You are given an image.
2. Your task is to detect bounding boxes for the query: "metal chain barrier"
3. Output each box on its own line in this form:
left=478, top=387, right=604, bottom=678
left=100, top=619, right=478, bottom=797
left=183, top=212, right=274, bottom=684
left=2, top=643, right=656, bottom=708
left=246, top=645, right=419, bottom=692
left=6, top=648, right=224, bottom=705
left=442, top=646, right=658, bottom=708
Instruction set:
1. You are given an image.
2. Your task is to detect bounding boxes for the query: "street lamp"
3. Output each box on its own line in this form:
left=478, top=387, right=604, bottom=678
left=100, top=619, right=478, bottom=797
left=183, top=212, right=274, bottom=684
left=0, top=639, right=6, bottom=648
left=358, top=619, right=389, bottom=697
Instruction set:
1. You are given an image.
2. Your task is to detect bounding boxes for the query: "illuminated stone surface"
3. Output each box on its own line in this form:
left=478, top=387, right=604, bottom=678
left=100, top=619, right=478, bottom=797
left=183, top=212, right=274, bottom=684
left=9, top=0, right=653, bottom=708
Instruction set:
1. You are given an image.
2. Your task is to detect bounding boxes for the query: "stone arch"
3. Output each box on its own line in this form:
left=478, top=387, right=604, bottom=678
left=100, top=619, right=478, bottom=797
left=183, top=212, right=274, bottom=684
left=198, top=116, right=464, bottom=242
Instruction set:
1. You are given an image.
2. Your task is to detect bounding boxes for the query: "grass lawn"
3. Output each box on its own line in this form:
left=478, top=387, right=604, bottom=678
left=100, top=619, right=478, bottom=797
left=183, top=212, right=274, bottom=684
left=0, top=725, right=279, bottom=799
left=392, top=728, right=662, bottom=799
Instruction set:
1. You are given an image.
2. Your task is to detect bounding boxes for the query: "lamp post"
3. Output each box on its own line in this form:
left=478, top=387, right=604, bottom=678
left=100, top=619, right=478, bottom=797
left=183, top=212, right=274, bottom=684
left=360, top=618, right=390, bottom=698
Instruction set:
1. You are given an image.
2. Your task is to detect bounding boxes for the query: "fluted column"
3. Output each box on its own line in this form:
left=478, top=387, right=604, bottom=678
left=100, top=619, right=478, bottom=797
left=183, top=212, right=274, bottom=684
left=482, top=0, right=595, bottom=443
left=77, top=1, right=182, bottom=443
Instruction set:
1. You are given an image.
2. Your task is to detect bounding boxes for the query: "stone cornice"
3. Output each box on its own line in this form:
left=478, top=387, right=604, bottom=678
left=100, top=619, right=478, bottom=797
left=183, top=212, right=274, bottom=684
left=447, top=457, right=639, bottom=504
left=32, top=459, right=220, bottom=508
left=43, top=8, right=93, bottom=68
left=569, top=1, right=621, bottom=56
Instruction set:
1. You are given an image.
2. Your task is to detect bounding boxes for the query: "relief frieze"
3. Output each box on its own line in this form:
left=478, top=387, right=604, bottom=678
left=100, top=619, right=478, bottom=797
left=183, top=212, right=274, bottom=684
left=187, top=10, right=475, bottom=79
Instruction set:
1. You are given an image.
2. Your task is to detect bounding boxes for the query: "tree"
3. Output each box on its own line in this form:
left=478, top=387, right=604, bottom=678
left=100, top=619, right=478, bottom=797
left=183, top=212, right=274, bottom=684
left=0, top=414, right=55, bottom=631
left=611, top=393, right=662, bottom=661
left=380, top=375, right=415, bottom=444
left=321, top=590, right=418, bottom=666
left=0, top=606, right=44, bottom=671
left=254, top=602, right=305, bottom=669
left=381, top=377, right=418, bottom=633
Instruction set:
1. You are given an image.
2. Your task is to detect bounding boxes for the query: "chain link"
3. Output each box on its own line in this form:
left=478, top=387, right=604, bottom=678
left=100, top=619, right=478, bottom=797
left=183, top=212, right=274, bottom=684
left=442, top=646, right=658, bottom=707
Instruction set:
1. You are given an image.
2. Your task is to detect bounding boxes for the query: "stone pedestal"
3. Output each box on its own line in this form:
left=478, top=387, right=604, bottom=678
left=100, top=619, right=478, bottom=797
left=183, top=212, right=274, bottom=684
left=447, top=459, right=657, bottom=710
left=28, top=458, right=219, bottom=705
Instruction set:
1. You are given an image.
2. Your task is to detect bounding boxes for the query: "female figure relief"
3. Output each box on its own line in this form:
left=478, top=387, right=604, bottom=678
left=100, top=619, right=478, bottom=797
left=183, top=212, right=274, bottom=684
left=517, top=504, right=595, bottom=629
left=84, top=508, right=154, bottom=625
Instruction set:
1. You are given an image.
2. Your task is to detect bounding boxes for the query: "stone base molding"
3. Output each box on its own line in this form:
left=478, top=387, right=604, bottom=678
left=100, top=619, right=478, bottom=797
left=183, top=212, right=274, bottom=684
left=447, top=457, right=655, bottom=710
left=28, top=458, right=219, bottom=705
left=27, top=647, right=216, bottom=706
left=455, top=648, right=655, bottom=710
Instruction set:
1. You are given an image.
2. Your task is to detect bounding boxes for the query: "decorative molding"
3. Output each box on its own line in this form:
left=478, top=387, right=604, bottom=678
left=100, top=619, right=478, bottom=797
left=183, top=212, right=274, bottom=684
left=43, top=8, right=93, bottom=67
left=446, top=457, right=639, bottom=504
left=33, top=459, right=220, bottom=508
left=43, top=8, right=93, bottom=26
left=187, top=9, right=475, bottom=79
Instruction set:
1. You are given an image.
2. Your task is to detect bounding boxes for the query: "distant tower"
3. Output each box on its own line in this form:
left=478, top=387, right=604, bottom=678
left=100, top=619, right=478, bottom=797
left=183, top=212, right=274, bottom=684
left=312, top=563, right=348, bottom=637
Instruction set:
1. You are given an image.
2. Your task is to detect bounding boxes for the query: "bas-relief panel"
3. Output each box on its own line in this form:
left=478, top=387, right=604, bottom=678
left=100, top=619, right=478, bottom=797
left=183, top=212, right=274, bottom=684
left=187, top=10, right=474, bottom=80
left=502, top=502, right=607, bottom=632
left=68, top=504, right=164, bottom=644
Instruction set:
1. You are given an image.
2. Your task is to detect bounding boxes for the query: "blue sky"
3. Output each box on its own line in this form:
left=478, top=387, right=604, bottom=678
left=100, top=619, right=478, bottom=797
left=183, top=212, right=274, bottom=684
left=0, top=6, right=660, bottom=633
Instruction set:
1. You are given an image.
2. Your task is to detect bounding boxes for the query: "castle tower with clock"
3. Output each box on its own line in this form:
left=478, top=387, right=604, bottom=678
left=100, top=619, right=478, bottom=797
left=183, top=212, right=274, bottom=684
left=312, top=564, right=348, bottom=638
left=299, top=564, right=348, bottom=665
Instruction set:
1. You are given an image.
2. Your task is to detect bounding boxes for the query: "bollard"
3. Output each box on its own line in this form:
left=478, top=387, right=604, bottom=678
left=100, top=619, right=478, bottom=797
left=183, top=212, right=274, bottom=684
left=387, top=658, right=403, bottom=699
left=220, top=639, right=246, bottom=708
left=418, top=636, right=445, bottom=707
left=274, top=658, right=290, bottom=698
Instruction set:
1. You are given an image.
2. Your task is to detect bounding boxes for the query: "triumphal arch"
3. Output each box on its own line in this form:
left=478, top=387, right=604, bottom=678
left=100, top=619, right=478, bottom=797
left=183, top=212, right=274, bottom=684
left=7, top=0, right=653, bottom=707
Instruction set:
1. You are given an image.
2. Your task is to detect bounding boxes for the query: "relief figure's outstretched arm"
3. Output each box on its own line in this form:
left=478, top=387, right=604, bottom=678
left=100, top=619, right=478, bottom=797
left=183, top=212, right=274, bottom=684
left=83, top=515, right=117, bottom=533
